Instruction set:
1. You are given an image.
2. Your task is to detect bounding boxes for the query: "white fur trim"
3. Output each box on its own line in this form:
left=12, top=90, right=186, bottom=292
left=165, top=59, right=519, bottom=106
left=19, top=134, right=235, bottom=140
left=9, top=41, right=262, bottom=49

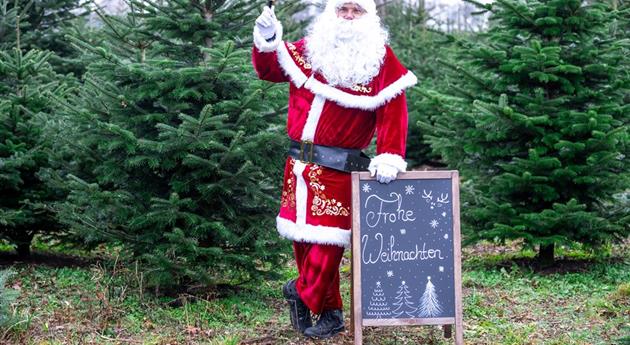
left=277, top=42, right=309, bottom=87
left=325, top=0, right=377, bottom=15
left=253, top=20, right=283, bottom=53
left=276, top=44, right=417, bottom=110
left=277, top=216, right=351, bottom=248
left=293, top=161, right=307, bottom=225
left=304, top=71, right=417, bottom=111
left=369, top=153, right=407, bottom=173
left=301, top=95, right=326, bottom=141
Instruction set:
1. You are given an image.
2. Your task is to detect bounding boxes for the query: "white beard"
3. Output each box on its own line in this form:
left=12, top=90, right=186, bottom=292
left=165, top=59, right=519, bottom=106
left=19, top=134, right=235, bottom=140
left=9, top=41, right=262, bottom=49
left=305, top=12, right=388, bottom=88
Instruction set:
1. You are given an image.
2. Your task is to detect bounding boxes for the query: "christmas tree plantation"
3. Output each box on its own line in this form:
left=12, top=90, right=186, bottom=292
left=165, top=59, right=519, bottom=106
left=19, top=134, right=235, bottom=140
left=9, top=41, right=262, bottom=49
left=0, top=0, right=90, bottom=76
left=51, top=1, right=296, bottom=291
left=0, top=41, right=72, bottom=256
left=383, top=2, right=452, bottom=167
left=420, top=0, right=629, bottom=263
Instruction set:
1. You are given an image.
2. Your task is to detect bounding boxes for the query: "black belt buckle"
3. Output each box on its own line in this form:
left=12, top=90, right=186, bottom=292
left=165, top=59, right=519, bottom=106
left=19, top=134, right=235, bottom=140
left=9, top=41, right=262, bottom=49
left=299, top=140, right=315, bottom=163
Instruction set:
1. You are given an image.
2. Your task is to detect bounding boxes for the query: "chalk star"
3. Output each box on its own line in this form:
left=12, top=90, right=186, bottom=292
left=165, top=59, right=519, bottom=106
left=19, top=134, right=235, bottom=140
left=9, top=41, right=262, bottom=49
left=430, top=219, right=439, bottom=228
left=362, top=183, right=372, bottom=193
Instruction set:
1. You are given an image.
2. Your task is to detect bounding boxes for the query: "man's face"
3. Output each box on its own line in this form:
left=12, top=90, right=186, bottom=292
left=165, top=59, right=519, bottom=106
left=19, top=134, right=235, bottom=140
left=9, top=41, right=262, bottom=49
left=336, top=2, right=366, bottom=20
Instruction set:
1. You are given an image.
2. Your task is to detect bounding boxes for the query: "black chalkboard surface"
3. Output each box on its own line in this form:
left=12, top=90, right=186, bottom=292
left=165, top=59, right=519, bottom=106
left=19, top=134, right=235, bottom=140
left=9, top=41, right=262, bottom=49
left=351, top=171, right=463, bottom=345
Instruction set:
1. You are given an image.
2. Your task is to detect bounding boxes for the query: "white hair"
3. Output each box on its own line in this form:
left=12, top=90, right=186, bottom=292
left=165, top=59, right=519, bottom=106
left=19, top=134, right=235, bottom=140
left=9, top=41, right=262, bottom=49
left=305, top=9, right=388, bottom=88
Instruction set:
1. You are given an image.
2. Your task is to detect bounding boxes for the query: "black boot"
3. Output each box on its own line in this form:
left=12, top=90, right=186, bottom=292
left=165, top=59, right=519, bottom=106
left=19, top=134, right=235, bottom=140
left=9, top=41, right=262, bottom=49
left=304, top=309, right=344, bottom=339
left=282, top=279, right=313, bottom=333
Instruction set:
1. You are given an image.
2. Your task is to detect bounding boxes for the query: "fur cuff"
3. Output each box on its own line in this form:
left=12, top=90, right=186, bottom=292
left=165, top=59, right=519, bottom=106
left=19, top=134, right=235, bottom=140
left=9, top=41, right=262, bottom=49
left=369, top=153, right=408, bottom=173
left=253, top=21, right=283, bottom=53
left=276, top=216, right=350, bottom=248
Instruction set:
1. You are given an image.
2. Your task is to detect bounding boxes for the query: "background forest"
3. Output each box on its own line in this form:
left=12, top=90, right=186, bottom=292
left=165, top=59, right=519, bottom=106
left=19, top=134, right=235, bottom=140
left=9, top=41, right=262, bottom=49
left=0, top=0, right=628, bottom=344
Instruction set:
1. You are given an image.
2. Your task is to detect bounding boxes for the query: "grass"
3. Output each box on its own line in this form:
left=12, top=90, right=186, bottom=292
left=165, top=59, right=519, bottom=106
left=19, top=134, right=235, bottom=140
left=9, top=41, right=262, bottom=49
left=0, top=240, right=628, bottom=345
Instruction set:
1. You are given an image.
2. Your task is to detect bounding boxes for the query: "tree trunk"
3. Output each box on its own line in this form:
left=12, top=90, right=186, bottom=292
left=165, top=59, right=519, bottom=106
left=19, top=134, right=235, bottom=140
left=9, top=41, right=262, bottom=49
left=202, top=4, right=213, bottom=61
left=16, top=241, right=31, bottom=258
left=14, top=230, right=34, bottom=258
left=537, top=243, right=555, bottom=266
left=375, top=0, right=388, bottom=17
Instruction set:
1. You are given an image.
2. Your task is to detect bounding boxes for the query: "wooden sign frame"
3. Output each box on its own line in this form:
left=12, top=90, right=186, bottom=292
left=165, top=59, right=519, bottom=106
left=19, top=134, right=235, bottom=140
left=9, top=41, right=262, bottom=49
left=350, top=170, right=463, bottom=345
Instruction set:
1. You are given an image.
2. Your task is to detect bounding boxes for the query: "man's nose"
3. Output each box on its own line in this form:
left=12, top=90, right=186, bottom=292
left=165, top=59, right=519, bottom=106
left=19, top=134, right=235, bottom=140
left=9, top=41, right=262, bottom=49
left=343, top=13, right=355, bottom=20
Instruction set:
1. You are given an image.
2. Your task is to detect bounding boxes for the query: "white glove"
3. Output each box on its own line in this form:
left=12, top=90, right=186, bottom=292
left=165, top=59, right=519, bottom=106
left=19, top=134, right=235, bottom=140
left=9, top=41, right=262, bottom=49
left=255, top=6, right=277, bottom=40
left=369, top=163, right=399, bottom=184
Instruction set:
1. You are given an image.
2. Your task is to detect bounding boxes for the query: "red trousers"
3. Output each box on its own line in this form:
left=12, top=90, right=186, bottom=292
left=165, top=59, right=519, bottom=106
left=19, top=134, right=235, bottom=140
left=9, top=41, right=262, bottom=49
left=293, top=241, right=345, bottom=315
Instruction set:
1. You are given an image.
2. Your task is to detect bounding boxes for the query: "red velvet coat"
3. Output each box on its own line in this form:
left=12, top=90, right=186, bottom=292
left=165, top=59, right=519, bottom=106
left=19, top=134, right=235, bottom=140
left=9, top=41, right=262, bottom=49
left=252, top=31, right=416, bottom=248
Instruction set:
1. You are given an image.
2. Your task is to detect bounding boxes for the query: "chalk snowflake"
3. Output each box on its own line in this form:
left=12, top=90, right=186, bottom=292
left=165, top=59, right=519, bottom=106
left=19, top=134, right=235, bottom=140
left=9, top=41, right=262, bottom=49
left=387, top=270, right=394, bottom=277
left=439, top=266, right=444, bottom=272
left=400, top=229, right=406, bottom=235
left=362, top=183, right=372, bottom=193
left=430, top=219, right=439, bottom=228
left=443, top=234, right=449, bottom=239
left=404, top=185, right=415, bottom=195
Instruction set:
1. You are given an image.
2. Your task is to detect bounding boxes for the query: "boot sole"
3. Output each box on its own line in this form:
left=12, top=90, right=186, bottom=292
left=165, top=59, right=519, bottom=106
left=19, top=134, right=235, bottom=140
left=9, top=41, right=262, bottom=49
left=305, top=325, right=345, bottom=339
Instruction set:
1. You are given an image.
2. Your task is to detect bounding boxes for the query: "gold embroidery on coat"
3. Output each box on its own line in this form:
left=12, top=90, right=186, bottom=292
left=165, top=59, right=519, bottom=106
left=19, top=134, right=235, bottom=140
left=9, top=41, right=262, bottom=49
left=287, top=43, right=312, bottom=70
left=281, top=158, right=296, bottom=208
left=308, top=165, right=350, bottom=217
left=351, top=84, right=372, bottom=94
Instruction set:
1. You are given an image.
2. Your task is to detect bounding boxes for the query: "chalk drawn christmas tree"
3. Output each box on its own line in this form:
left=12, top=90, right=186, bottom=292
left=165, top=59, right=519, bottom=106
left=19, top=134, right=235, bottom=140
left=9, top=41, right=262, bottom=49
left=418, top=276, right=442, bottom=317
left=366, top=281, right=391, bottom=318
left=392, top=280, right=417, bottom=318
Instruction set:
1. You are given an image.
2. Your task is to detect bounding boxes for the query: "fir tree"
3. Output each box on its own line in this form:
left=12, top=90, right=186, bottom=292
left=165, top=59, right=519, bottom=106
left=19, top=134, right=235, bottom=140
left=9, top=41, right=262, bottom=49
left=50, top=0, right=301, bottom=291
left=383, top=2, right=455, bottom=167
left=420, top=0, right=629, bottom=263
left=0, top=12, right=71, bottom=256
left=0, top=0, right=89, bottom=75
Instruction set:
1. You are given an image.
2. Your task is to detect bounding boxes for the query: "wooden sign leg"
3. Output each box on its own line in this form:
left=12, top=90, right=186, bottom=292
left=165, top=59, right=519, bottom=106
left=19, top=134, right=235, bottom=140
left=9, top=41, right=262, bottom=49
left=455, top=322, right=464, bottom=345
left=350, top=263, right=354, bottom=334
left=452, top=171, right=464, bottom=345
left=353, top=320, right=362, bottom=345
left=351, top=254, right=362, bottom=344
left=351, top=172, right=363, bottom=345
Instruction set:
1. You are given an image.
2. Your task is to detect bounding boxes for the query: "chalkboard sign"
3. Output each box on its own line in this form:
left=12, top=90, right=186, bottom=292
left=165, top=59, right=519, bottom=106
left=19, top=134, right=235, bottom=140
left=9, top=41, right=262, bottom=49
left=351, top=171, right=463, bottom=345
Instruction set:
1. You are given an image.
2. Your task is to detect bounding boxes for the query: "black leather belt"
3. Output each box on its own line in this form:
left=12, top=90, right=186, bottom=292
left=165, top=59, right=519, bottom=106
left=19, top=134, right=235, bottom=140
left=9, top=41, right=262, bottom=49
left=288, top=140, right=370, bottom=172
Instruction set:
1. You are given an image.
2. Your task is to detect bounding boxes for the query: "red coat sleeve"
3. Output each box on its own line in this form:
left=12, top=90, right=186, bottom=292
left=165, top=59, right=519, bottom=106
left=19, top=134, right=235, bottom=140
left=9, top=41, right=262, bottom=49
left=368, top=45, right=414, bottom=173
left=375, top=90, right=408, bottom=158
left=251, top=19, right=289, bottom=83
left=252, top=48, right=290, bottom=83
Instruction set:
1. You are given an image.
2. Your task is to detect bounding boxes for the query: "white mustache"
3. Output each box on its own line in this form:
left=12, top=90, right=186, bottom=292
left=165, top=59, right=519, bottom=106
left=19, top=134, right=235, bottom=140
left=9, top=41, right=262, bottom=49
left=335, top=18, right=369, bottom=40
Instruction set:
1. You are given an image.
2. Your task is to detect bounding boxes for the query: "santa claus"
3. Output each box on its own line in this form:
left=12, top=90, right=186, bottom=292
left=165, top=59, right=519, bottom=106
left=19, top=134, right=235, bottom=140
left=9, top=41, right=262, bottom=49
left=252, top=0, right=416, bottom=339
